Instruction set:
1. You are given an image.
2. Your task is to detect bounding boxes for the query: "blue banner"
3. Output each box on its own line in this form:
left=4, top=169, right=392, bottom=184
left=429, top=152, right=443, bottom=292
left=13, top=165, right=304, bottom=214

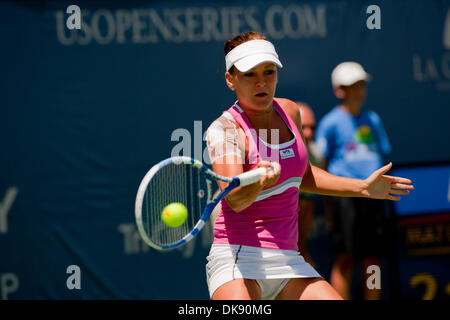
left=1, top=0, right=450, bottom=299
left=392, top=165, right=450, bottom=216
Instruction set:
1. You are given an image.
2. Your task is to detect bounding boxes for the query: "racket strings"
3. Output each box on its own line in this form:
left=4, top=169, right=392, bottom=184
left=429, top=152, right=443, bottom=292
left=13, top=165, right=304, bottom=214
left=143, top=163, right=208, bottom=247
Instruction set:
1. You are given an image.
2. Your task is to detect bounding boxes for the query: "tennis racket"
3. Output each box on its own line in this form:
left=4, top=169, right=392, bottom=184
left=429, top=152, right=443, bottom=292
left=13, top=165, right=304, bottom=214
left=134, top=156, right=268, bottom=251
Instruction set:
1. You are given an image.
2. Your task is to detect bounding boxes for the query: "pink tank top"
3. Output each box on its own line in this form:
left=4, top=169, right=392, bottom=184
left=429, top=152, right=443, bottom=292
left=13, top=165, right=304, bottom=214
left=213, top=99, right=308, bottom=251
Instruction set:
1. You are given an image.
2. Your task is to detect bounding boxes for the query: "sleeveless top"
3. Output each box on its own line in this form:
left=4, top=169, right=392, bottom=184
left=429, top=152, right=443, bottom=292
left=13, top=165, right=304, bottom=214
left=212, top=99, right=308, bottom=251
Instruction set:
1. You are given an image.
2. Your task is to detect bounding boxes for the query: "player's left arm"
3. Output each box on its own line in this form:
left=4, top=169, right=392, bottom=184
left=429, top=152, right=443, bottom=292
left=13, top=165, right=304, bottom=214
left=275, top=98, right=414, bottom=201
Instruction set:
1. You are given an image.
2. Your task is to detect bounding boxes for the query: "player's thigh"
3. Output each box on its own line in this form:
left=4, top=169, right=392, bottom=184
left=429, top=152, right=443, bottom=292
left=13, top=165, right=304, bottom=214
left=212, top=278, right=261, bottom=300
left=275, top=277, right=343, bottom=300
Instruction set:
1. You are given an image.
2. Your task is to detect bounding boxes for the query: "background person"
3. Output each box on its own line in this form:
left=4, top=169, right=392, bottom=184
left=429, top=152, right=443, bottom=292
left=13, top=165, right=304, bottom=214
left=315, top=62, right=393, bottom=300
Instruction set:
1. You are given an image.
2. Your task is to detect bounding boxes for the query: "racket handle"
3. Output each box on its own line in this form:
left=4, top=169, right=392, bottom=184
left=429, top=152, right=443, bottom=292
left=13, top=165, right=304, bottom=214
left=237, top=167, right=267, bottom=186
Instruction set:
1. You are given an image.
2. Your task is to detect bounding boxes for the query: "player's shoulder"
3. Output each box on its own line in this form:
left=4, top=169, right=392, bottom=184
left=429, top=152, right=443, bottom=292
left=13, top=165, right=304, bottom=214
left=274, top=98, right=301, bottom=123
left=274, top=97, right=299, bottom=112
left=207, top=112, right=241, bottom=133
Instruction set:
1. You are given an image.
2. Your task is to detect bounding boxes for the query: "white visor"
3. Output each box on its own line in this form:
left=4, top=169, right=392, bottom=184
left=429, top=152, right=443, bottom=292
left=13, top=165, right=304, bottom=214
left=225, top=39, right=283, bottom=72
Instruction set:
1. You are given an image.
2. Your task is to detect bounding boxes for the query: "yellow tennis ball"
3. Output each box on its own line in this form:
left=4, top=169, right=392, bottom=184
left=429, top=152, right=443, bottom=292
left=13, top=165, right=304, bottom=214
left=161, top=203, right=188, bottom=228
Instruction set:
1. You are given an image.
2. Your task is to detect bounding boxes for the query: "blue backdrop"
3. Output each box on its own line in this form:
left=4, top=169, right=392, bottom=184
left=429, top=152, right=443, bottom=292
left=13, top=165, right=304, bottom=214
left=1, top=0, right=449, bottom=299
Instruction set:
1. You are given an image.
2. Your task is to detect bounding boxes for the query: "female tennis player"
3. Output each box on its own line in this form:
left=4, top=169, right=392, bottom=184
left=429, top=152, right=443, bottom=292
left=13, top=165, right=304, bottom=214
left=205, top=31, right=413, bottom=300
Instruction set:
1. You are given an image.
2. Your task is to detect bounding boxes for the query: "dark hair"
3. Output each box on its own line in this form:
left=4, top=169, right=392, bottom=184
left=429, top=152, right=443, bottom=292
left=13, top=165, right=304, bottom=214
left=224, top=31, right=267, bottom=73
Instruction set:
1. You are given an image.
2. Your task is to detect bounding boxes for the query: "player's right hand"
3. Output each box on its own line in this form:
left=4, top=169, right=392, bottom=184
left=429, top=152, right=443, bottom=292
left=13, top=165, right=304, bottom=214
left=257, top=161, right=281, bottom=187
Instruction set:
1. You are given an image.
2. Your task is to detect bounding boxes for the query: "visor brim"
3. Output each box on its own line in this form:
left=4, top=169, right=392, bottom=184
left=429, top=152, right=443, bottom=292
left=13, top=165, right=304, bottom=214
left=233, top=53, right=283, bottom=72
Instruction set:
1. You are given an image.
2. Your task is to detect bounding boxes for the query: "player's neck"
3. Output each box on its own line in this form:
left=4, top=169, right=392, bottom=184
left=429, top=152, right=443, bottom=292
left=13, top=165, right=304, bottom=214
left=339, top=102, right=362, bottom=117
left=238, top=100, right=274, bottom=127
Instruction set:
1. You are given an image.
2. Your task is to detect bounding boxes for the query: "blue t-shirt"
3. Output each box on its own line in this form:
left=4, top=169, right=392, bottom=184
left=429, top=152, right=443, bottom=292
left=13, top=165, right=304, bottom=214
left=315, top=106, right=391, bottom=179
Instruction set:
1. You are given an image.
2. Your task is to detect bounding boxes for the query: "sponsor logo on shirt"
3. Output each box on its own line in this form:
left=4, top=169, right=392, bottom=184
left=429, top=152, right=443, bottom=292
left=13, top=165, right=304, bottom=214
left=344, top=126, right=379, bottom=161
left=280, top=148, right=295, bottom=159
left=353, top=125, right=374, bottom=144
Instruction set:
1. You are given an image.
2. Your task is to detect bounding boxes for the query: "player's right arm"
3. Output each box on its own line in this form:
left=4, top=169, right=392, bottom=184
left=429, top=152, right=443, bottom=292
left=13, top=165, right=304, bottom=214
left=206, top=116, right=278, bottom=212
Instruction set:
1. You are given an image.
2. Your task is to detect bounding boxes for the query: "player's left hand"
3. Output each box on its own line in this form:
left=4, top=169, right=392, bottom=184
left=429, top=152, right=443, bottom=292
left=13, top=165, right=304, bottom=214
left=362, top=162, right=414, bottom=201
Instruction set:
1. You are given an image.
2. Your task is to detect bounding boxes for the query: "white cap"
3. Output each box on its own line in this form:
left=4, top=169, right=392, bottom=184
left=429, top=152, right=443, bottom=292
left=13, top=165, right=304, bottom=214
left=331, top=62, right=371, bottom=88
left=225, top=39, right=283, bottom=72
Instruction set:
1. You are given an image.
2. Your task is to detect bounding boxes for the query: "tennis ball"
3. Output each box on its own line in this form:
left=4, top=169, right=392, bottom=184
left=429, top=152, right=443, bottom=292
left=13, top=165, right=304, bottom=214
left=161, top=203, right=188, bottom=228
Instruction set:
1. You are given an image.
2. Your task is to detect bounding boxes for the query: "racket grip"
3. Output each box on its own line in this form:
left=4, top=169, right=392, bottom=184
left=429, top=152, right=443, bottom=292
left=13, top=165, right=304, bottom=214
left=237, top=167, right=267, bottom=186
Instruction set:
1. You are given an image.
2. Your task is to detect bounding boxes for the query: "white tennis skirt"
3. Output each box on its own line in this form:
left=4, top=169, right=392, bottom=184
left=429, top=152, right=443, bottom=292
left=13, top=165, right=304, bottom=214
left=206, top=244, right=322, bottom=299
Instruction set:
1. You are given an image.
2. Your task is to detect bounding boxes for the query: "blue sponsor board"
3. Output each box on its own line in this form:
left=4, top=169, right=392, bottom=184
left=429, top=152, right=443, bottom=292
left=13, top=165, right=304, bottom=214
left=396, top=255, right=450, bottom=300
left=392, top=163, right=450, bottom=300
left=392, top=164, right=450, bottom=216
left=394, top=213, right=450, bottom=300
